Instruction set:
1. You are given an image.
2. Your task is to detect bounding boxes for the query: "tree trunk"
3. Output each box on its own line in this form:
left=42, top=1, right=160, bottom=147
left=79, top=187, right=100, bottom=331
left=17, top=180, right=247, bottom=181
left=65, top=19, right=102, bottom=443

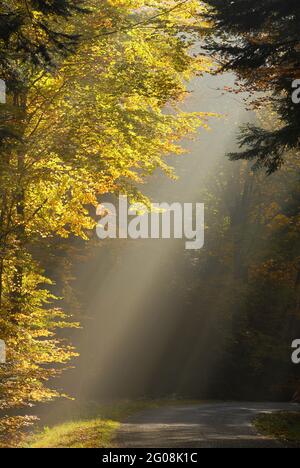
left=10, top=89, right=27, bottom=317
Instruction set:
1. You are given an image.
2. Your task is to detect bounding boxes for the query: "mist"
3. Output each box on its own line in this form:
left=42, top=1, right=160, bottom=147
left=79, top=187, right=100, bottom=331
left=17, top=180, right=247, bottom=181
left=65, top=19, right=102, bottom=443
left=43, top=71, right=255, bottom=412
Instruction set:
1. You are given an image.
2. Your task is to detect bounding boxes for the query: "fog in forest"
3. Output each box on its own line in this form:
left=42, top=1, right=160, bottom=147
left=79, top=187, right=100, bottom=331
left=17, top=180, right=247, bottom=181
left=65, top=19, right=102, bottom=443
left=40, top=71, right=255, bottom=417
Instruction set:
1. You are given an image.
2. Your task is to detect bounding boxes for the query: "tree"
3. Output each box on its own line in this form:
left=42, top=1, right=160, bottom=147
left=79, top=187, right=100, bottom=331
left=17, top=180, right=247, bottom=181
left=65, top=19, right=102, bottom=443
left=0, top=1, right=90, bottom=447
left=0, top=0, right=88, bottom=68
left=180, top=134, right=300, bottom=399
left=0, top=0, right=212, bottom=445
left=0, top=0, right=89, bottom=147
left=205, top=0, right=300, bottom=173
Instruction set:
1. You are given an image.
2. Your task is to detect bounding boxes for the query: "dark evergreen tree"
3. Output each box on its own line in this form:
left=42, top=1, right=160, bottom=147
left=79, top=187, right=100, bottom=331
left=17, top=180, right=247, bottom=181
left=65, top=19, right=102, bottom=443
left=0, top=1, right=89, bottom=146
left=205, top=0, right=300, bottom=173
left=0, top=1, right=88, bottom=70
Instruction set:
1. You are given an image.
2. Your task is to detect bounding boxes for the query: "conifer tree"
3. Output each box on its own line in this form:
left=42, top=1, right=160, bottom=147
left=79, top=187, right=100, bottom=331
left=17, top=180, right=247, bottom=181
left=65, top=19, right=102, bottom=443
left=205, top=0, right=300, bottom=173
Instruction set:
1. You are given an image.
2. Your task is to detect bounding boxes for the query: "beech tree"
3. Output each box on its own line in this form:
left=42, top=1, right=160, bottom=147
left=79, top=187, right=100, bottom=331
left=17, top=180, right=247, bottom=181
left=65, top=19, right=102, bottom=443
left=0, top=0, right=212, bottom=446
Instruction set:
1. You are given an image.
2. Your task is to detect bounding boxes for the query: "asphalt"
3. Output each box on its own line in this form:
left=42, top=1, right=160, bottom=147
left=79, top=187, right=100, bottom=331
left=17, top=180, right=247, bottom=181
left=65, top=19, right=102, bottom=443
left=115, top=402, right=299, bottom=448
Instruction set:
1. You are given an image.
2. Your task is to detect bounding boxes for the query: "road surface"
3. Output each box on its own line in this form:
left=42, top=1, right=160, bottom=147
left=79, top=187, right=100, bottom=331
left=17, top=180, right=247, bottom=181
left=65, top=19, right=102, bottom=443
left=115, top=402, right=299, bottom=448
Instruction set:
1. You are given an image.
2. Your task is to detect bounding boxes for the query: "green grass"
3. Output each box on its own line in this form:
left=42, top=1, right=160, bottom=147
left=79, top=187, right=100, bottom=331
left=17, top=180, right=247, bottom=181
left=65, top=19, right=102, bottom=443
left=28, top=419, right=119, bottom=448
left=254, top=412, right=300, bottom=445
left=26, top=399, right=203, bottom=448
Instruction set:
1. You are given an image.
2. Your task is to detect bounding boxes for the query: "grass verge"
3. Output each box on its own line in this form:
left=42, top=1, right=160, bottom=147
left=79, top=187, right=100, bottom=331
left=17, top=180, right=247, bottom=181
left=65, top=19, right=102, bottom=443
left=26, top=399, right=202, bottom=448
left=254, top=412, right=300, bottom=445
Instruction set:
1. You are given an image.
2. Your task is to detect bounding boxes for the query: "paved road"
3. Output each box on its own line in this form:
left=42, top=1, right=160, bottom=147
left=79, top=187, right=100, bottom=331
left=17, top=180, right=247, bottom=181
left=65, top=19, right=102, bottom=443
left=115, top=402, right=299, bottom=448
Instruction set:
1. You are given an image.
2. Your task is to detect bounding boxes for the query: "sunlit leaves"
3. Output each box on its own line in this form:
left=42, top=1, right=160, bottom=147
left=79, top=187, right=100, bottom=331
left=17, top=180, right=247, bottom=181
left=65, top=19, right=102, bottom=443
left=0, top=0, right=213, bottom=446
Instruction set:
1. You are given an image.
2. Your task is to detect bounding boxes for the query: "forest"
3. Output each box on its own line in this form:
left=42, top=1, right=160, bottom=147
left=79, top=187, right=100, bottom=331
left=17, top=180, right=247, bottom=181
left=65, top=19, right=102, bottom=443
left=0, top=0, right=300, bottom=449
